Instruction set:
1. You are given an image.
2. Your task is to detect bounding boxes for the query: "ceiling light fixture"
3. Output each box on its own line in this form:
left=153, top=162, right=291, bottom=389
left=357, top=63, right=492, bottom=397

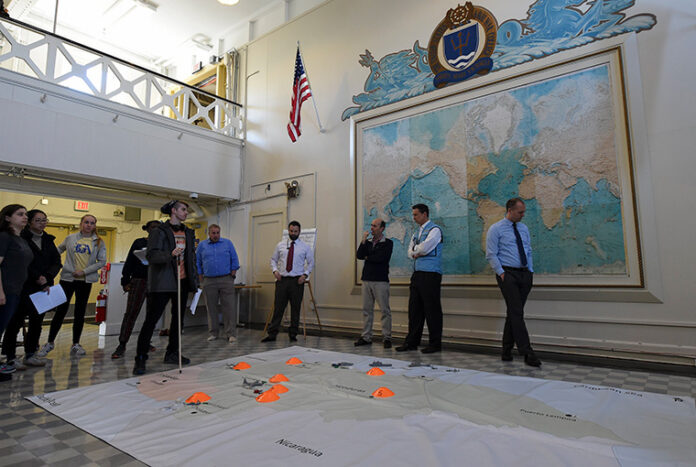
left=217, top=0, right=240, bottom=6
left=133, top=0, right=159, bottom=12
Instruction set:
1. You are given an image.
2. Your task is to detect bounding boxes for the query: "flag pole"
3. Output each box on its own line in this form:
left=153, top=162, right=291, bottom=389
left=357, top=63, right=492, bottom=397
left=297, top=41, right=325, bottom=133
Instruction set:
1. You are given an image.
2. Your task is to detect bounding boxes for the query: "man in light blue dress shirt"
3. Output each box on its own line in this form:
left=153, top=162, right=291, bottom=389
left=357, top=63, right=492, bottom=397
left=486, top=198, right=541, bottom=367
left=196, top=224, right=239, bottom=343
left=262, top=220, right=314, bottom=342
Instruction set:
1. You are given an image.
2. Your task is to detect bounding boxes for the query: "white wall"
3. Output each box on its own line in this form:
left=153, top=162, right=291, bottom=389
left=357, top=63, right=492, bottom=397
left=236, top=0, right=696, bottom=363
left=0, top=69, right=243, bottom=201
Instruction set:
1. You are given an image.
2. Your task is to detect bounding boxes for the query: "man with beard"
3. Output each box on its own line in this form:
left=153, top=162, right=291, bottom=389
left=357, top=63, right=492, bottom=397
left=261, top=221, right=314, bottom=342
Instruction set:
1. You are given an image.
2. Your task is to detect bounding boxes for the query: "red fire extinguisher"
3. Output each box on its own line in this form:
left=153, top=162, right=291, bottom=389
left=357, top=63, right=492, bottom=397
left=95, top=289, right=107, bottom=323
left=99, top=263, right=111, bottom=285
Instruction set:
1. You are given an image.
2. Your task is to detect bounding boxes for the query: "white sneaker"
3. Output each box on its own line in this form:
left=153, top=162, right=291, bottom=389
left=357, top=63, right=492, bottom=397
left=228, top=336, right=237, bottom=343
left=207, top=335, right=217, bottom=342
left=8, top=359, right=26, bottom=371
left=24, top=355, right=46, bottom=367
left=70, top=343, right=86, bottom=356
left=37, top=342, right=54, bottom=357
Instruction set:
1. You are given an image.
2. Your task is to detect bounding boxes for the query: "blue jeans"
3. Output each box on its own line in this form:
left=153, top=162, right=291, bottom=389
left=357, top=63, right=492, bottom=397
left=0, top=293, right=21, bottom=338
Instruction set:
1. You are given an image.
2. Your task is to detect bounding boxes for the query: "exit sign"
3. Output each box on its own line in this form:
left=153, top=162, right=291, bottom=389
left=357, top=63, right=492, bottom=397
left=74, top=200, right=90, bottom=211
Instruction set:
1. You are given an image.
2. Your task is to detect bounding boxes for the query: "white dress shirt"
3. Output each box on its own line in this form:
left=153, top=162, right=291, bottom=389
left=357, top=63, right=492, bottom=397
left=407, top=220, right=442, bottom=259
left=270, top=238, right=314, bottom=278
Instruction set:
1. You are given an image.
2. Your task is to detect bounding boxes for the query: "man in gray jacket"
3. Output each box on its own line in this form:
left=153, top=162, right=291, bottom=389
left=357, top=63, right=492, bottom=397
left=133, top=201, right=199, bottom=375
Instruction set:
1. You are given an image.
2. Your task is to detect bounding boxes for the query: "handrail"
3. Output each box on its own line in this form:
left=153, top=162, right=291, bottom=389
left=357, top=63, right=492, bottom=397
left=0, top=15, right=243, bottom=136
left=0, top=16, right=242, bottom=108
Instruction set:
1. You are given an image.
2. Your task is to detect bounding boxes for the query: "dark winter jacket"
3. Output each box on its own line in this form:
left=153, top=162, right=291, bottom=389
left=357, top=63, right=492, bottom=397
left=20, top=229, right=62, bottom=294
left=121, top=237, right=148, bottom=287
left=146, top=221, right=198, bottom=293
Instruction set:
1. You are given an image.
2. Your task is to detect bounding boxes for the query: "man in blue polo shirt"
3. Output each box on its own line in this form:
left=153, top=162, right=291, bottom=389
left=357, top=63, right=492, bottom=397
left=196, top=224, right=240, bottom=343
left=486, top=198, right=541, bottom=367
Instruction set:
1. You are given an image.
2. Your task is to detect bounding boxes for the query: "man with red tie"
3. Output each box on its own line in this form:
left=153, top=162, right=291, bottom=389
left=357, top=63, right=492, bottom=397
left=262, top=220, right=314, bottom=342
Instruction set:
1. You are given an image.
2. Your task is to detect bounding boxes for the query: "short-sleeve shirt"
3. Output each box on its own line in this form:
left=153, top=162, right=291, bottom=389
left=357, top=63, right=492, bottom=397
left=0, top=232, right=33, bottom=295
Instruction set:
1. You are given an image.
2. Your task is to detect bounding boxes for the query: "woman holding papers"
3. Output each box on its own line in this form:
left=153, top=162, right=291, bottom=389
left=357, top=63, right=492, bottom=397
left=2, top=209, right=61, bottom=369
left=38, top=214, right=107, bottom=358
left=0, top=204, right=32, bottom=379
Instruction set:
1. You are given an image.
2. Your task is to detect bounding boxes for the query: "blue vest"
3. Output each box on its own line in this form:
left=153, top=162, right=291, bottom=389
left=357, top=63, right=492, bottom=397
left=413, top=222, right=443, bottom=274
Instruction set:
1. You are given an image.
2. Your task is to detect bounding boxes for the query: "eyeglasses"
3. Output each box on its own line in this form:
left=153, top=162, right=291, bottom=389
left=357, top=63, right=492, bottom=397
left=33, top=218, right=49, bottom=223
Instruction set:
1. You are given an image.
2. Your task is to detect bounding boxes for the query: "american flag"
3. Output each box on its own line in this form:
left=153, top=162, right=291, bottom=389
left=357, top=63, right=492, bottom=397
left=287, top=47, right=312, bottom=142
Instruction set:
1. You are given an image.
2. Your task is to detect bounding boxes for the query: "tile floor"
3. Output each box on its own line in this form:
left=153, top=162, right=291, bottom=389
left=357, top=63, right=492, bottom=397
left=1, top=324, right=695, bottom=466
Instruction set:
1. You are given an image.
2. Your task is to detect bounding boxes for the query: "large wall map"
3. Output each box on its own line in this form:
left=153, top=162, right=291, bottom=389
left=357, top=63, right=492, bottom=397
left=357, top=52, right=641, bottom=286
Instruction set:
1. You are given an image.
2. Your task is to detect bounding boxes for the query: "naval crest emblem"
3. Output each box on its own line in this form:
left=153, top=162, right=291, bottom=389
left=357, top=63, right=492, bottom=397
left=428, top=2, right=498, bottom=88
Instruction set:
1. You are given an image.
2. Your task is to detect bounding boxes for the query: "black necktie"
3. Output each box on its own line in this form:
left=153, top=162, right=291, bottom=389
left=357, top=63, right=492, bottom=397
left=513, top=222, right=528, bottom=267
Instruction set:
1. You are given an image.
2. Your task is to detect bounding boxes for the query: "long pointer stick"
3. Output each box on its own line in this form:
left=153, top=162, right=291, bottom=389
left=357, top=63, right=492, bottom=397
left=177, top=254, right=183, bottom=373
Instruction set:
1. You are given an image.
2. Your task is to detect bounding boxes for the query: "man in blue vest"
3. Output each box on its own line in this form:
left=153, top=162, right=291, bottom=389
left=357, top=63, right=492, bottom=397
left=485, top=198, right=541, bottom=367
left=396, top=203, right=443, bottom=354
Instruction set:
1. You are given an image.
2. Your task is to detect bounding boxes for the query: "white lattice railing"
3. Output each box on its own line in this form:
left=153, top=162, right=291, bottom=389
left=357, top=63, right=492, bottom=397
left=0, top=17, right=242, bottom=137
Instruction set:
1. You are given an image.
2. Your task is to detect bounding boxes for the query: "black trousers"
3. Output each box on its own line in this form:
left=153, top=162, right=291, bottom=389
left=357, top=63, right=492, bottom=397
left=136, top=284, right=188, bottom=358
left=267, top=277, right=304, bottom=337
left=496, top=268, right=534, bottom=355
left=404, top=271, right=442, bottom=348
left=2, top=292, right=44, bottom=360
left=118, top=278, right=148, bottom=345
left=48, top=280, right=93, bottom=344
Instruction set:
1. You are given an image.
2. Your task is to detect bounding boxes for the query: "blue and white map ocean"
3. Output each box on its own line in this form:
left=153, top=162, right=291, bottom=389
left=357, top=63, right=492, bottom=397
left=362, top=65, right=628, bottom=279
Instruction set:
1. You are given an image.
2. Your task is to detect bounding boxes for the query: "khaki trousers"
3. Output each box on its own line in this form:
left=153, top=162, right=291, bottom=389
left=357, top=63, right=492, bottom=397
left=203, top=275, right=237, bottom=338
left=361, top=281, right=391, bottom=341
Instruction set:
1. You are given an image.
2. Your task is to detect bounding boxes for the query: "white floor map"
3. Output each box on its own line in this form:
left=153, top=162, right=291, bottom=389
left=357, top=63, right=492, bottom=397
left=28, top=347, right=696, bottom=466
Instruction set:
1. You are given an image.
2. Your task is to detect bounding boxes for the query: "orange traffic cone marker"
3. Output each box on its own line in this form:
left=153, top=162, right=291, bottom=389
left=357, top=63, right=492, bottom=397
left=285, top=357, right=303, bottom=365
left=366, top=367, right=385, bottom=376
left=269, top=373, right=289, bottom=383
left=233, top=362, right=251, bottom=370
left=256, top=390, right=280, bottom=403
left=371, top=387, right=394, bottom=398
left=185, top=392, right=212, bottom=404
left=270, top=384, right=289, bottom=394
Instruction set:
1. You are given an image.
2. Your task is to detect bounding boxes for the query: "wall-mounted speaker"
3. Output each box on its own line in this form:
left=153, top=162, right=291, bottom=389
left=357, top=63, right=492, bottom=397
left=124, top=206, right=142, bottom=222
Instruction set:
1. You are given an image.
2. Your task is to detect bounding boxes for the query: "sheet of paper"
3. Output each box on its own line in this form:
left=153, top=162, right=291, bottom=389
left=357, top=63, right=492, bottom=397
left=30, top=284, right=67, bottom=314
left=189, top=288, right=203, bottom=315
left=133, top=248, right=148, bottom=265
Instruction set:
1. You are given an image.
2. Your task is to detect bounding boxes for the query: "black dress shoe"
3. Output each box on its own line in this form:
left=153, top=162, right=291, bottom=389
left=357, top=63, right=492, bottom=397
left=383, top=339, right=392, bottom=349
left=133, top=356, right=146, bottom=375
left=261, top=336, right=276, bottom=343
left=420, top=346, right=441, bottom=354
left=501, top=352, right=513, bottom=362
left=289, top=335, right=298, bottom=342
left=163, top=352, right=190, bottom=365
left=111, top=344, right=125, bottom=359
left=524, top=353, right=542, bottom=367
left=395, top=344, right=417, bottom=352
left=354, top=338, right=371, bottom=346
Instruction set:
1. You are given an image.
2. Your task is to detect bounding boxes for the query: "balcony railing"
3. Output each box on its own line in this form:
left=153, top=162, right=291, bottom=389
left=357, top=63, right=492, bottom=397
left=0, top=17, right=243, bottom=137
